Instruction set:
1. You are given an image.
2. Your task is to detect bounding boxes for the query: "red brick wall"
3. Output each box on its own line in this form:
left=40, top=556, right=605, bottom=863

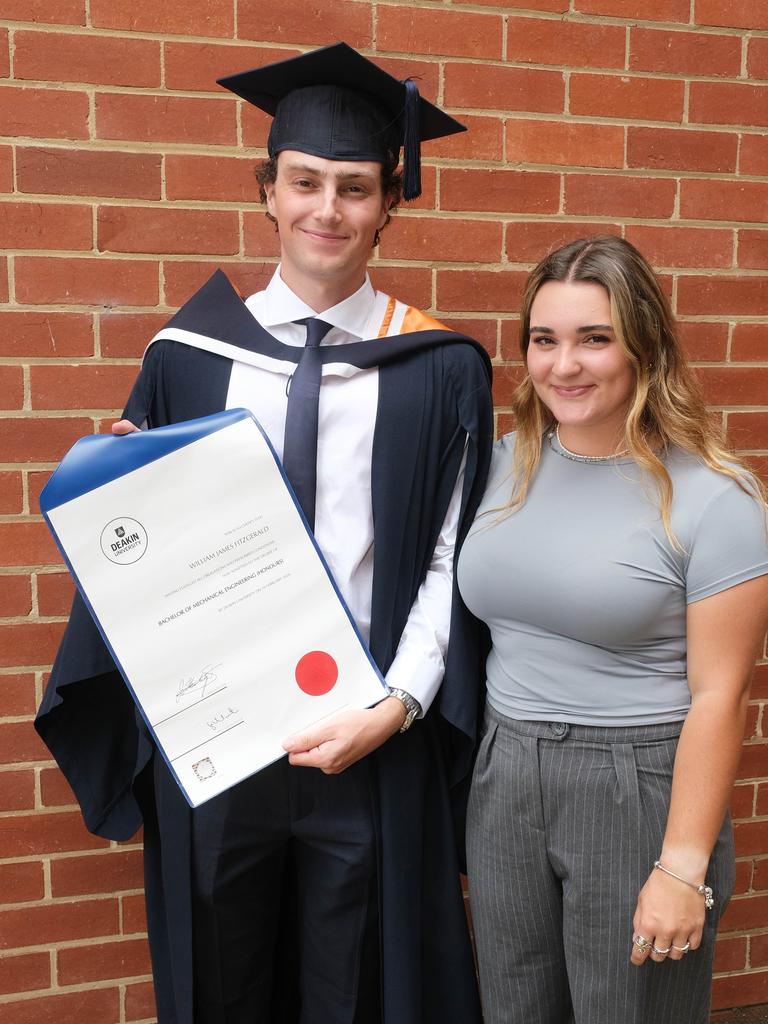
left=1, top=2, right=767, bottom=1020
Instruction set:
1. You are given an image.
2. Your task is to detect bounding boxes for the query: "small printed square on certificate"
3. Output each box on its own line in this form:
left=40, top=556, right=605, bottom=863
left=192, top=757, right=217, bottom=781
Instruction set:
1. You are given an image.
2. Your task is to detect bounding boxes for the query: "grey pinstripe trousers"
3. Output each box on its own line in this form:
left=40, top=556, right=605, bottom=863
left=466, top=705, right=735, bottom=1024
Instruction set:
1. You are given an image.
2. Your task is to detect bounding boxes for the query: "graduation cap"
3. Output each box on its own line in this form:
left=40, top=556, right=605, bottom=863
left=217, top=42, right=466, bottom=201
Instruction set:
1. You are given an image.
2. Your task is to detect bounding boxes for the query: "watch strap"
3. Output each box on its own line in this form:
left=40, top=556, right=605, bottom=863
left=388, top=688, right=421, bottom=732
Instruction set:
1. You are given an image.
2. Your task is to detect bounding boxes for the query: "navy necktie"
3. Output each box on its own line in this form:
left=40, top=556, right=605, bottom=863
left=282, top=317, right=333, bottom=530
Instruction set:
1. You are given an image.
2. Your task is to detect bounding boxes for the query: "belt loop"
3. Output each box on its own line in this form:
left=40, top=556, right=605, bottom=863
left=612, top=742, right=640, bottom=809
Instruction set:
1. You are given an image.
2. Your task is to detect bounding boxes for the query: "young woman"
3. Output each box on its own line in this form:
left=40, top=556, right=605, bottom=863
left=457, top=235, right=768, bottom=1024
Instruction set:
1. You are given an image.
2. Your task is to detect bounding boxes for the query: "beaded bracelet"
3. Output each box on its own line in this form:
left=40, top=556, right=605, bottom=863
left=653, top=860, right=714, bottom=909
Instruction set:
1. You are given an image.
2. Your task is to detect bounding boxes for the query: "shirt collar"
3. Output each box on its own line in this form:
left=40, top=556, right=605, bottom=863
left=258, top=267, right=376, bottom=342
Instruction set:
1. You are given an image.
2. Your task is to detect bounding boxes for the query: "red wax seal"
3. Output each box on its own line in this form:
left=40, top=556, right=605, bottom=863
left=295, top=651, right=338, bottom=696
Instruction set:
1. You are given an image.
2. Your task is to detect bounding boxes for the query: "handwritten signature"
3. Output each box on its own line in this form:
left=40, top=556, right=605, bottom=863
left=207, top=707, right=238, bottom=732
left=176, top=663, right=222, bottom=704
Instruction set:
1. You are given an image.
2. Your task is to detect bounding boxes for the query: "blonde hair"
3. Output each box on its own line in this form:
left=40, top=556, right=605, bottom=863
left=506, top=235, right=766, bottom=543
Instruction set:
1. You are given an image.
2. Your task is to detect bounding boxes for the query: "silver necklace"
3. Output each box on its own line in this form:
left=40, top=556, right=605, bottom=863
left=550, top=424, right=629, bottom=463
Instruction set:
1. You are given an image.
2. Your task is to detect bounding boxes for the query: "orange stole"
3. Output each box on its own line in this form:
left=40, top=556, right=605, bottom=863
left=375, top=296, right=450, bottom=338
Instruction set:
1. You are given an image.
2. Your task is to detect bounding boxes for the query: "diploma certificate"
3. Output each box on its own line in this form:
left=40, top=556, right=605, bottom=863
left=41, top=409, right=388, bottom=806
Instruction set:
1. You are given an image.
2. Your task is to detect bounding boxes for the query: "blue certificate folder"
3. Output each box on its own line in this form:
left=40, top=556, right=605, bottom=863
left=41, top=408, right=250, bottom=515
left=41, top=408, right=387, bottom=807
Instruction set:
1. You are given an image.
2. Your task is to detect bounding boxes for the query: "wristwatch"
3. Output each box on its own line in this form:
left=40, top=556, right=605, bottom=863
left=388, top=688, right=422, bottom=733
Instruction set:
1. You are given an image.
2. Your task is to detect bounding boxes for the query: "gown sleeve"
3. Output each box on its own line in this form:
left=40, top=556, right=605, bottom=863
left=34, top=345, right=168, bottom=839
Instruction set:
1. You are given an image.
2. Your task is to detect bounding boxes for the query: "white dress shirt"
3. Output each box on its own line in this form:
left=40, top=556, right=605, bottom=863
left=224, top=267, right=464, bottom=714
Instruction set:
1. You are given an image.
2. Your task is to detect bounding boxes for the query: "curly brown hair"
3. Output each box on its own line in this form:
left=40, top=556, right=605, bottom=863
left=254, top=154, right=402, bottom=245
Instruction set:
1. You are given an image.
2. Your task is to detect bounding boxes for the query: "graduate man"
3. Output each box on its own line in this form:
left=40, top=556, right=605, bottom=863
left=37, top=43, right=492, bottom=1024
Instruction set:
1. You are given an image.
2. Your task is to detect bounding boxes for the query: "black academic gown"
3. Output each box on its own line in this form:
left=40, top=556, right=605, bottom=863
left=36, top=272, right=493, bottom=1024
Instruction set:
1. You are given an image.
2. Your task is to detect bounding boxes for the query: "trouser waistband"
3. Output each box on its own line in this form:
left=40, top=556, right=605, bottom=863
left=483, top=701, right=685, bottom=744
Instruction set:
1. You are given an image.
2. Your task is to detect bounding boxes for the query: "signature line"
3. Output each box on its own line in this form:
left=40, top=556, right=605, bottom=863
left=170, top=719, right=245, bottom=763
left=153, top=685, right=228, bottom=728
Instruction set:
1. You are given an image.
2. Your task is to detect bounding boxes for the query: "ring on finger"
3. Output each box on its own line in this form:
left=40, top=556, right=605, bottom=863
left=652, top=944, right=671, bottom=956
left=671, top=942, right=690, bottom=953
left=633, top=934, right=651, bottom=952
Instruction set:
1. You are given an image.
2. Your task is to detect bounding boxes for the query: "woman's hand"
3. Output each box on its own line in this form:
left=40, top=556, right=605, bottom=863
left=631, top=867, right=704, bottom=966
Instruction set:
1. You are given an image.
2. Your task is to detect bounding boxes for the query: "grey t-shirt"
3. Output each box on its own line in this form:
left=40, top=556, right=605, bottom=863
left=457, top=432, right=768, bottom=726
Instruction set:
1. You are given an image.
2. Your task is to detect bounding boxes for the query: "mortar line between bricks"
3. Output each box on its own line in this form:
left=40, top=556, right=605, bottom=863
left=11, top=69, right=764, bottom=96
left=56, top=158, right=768, bottom=183
left=563, top=68, right=571, bottom=116
left=235, top=91, right=243, bottom=149
left=741, top=35, right=749, bottom=79
left=20, top=468, right=29, bottom=517
left=0, top=356, right=153, bottom=365
left=1, top=304, right=752, bottom=319
left=736, top=131, right=745, bottom=176
left=41, top=855, right=51, bottom=900
left=0, top=849, right=142, bottom=865
left=0, top=847, right=104, bottom=866
left=17, top=200, right=768, bottom=222
left=49, top=945, right=59, bottom=995
left=1, top=934, right=150, bottom=950
left=9, top=141, right=768, bottom=165
left=32, top=763, right=43, bottom=813
left=0, top=23, right=308, bottom=47
left=382, top=48, right=768, bottom=76
left=0, top=16, right=764, bottom=46
left=0, top=410, right=139, bottom=418
left=0, top=975, right=152, bottom=1005
left=368, top=107, right=768, bottom=131
left=29, top=570, right=38, bottom=617
left=89, top=203, right=97, bottom=254
left=86, top=89, right=95, bottom=142
left=7, top=23, right=14, bottom=79
left=371, top=1, right=760, bottom=37
left=375, top=261, right=768, bottom=277
left=9, top=139, right=267, bottom=155
left=159, top=38, right=166, bottom=92
left=713, top=965, right=768, bottom=978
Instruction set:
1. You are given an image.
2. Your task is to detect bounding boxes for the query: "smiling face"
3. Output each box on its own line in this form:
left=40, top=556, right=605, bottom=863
left=526, top=279, right=637, bottom=455
left=264, top=150, right=390, bottom=309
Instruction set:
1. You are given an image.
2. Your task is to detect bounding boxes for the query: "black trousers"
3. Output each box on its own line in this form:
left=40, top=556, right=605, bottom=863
left=190, top=756, right=380, bottom=1024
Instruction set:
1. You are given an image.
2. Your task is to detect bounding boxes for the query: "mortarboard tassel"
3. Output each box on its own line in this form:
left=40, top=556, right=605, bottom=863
left=402, top=79, right=422, bottom=201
